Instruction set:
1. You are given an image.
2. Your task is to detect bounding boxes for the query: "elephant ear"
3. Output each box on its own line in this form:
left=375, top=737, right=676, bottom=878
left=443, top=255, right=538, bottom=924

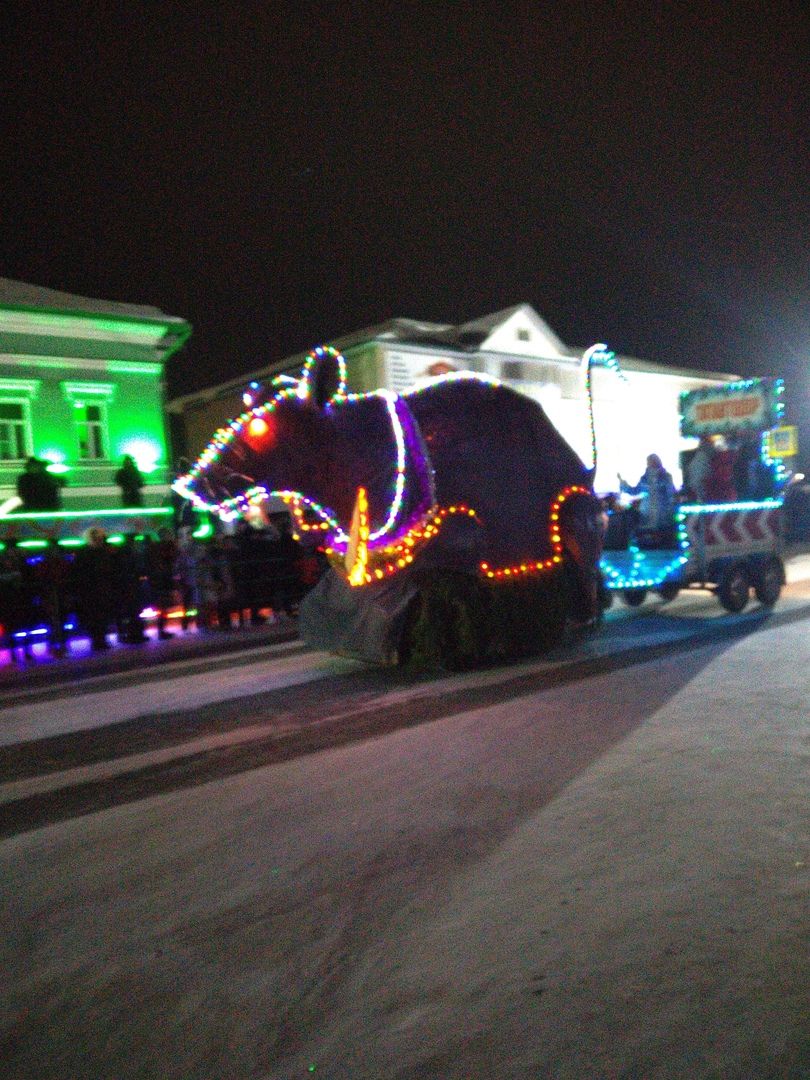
left=299, top=345, right=348, bottom=409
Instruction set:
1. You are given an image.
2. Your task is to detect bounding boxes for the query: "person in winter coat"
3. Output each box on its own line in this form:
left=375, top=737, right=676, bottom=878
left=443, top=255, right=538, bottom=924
left=0, top=538, right=27, bottom=644
left=114, top=533, right=148, bottom=643
left=210, top=534, right=238, bottom=630
left=147, top=527, right=179, bottom=639
left=685, top=436, right=714, bottom=502
left=115, top=455, right=144, bottom=508
left=39, top=537, right=70, bottom=652
left=73, top=527, right=117, bottom=650
left=619, top=454, right=678, bottom=545
left=16, top=456, right=63, bottom=511
left=174, top=527, right=200, bottom=631
left=704, top=437, right=737, bottom=502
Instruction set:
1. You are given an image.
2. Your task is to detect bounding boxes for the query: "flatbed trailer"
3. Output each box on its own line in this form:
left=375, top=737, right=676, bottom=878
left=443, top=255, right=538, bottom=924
left=597, top=374, right=791, bottom=613
left=600, top=497, right=785, bottom=612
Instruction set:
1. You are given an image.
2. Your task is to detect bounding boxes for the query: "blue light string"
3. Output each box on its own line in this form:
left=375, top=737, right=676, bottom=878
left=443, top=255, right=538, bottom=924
left=601, top=496, right=783, bottom=590
left=600, top=518, right=690, bottom=590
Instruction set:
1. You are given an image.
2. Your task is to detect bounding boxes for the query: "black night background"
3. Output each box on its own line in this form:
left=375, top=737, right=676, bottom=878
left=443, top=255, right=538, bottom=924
left=2, top=3, right=809, bottom=465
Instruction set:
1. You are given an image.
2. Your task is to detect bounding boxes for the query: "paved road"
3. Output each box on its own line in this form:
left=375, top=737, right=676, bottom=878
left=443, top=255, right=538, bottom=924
left=1, top=580, right=809, bottom=1078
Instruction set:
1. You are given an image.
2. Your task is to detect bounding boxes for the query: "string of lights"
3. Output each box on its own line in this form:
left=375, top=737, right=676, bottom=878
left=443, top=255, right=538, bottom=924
left=175, top=346, right=437, bottom=544
left=581, top=343, right=626, bottom=472
left=346, top=486, right=370, bottom=586
left=600, top=515, right=690, bottom=590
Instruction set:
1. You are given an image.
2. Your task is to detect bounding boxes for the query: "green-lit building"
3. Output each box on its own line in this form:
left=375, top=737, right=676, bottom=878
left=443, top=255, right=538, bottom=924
left=0, top=278, right=190, bottom=524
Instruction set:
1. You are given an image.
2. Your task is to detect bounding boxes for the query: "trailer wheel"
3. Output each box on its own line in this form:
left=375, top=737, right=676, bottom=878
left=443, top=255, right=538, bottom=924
left=657, top=581, right=680, bottom=603
left=717, top=563, right=750, bottom=613
left=623, top=589, right=647, bottom=607
left=753, top=556, right=784, bottom=606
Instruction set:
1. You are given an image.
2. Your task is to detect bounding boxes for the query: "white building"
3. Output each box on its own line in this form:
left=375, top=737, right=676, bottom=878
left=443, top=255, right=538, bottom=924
left=168, top=304, right=737, bottom=492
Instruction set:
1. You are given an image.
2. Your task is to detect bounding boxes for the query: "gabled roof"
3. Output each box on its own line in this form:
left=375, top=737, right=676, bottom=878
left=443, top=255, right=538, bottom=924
left=167, top=316, right=465, bottom=409
left=340, top=317, right=454, bottom=349
left=453, top=303, right=568, bottom=354
left=166, top=303, right=736, bottom=410
left=166, top=305, right=590, bottom=407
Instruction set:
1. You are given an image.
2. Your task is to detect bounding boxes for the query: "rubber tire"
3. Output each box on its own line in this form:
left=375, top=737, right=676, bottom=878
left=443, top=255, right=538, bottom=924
left=623, top=589, right=648, bottom=608
left=753, top=557, right=784, bottom=606
left=657, top=581, right=680, bottom=603
left=717, top=563, right=750, bottom=613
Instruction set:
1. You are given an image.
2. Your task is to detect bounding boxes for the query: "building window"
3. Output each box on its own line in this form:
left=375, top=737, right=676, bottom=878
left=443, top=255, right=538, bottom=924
left=0, top=400, right=31, bottom=461
left=501, top=360, right=525, bottom=381
left=74, top=402, right=108, bottom=459
left=516, top=328, right=531, bottom=342
left=61, top=381, right=115, bottom=461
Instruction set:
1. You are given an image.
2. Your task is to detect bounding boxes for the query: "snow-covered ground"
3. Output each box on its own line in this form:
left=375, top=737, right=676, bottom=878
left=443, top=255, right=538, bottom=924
left=1, top=591, right=808, bottom=1078
left=0, top=640, right=358, bottom=747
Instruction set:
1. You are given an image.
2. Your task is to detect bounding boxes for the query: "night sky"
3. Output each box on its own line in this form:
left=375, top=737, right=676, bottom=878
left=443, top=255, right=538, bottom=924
left=3, top=5, right=809, bottom=461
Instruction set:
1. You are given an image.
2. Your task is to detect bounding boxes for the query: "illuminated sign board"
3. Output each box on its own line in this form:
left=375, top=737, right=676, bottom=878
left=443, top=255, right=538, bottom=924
left=680, top=379, right=780, bottom=437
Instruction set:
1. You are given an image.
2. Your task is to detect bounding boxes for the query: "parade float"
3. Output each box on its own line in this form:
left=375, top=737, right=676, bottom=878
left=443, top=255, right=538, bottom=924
left=599, top=368, right=789, bottom=612
left=174, top=345, right=606, bottom=668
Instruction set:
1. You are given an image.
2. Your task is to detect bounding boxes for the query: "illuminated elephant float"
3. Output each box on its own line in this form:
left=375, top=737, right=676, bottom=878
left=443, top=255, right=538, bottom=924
left=176, top=346, right=605, bottom=667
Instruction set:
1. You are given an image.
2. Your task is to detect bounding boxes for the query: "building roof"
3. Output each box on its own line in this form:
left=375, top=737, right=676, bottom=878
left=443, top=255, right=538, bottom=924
left=166, top=303, right=737, bottom=409
left=453, top=303, right=567, bottom=352
left=365, top=305, right=569, bottom=355
left=570, top=348, right=738, bottom=384
left=0, top=277, right=187, bottom=327
left=0, top=277, right=192, bottom=365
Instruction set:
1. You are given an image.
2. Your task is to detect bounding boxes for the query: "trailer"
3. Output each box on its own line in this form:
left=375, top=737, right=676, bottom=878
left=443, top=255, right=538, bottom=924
left=601, top=497, right=784, bottom=612
left=599, top=377, right=789, bottom=612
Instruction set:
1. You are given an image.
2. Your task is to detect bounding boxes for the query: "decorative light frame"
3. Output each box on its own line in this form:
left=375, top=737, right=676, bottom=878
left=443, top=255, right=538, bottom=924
left=581, top=343, right=626, bottom=471
left=600, top=512, right=691, bottom=590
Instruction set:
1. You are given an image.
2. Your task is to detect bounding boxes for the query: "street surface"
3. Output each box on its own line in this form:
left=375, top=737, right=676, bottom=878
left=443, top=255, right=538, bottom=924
left=1, top=572, right=809, bottom=1079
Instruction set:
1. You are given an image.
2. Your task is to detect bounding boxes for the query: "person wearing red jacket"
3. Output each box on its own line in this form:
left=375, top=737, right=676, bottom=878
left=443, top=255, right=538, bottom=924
left=705, top=438, right=737, bottom=502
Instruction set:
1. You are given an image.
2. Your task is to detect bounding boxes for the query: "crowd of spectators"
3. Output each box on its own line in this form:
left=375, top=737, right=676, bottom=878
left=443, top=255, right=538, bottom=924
left=0, top=514, right=326, bottom=656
